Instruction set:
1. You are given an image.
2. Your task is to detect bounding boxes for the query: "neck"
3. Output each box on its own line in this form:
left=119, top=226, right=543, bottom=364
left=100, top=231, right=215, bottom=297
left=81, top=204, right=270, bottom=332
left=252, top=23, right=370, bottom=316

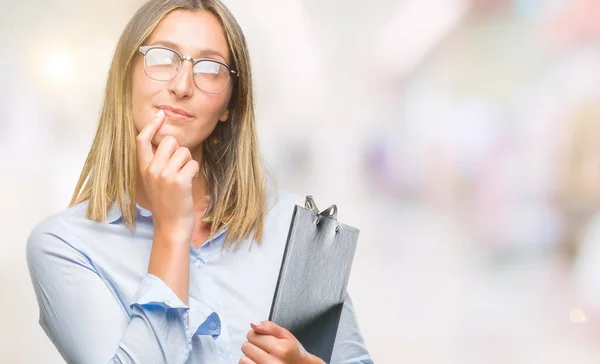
left=136, top=144, right=210, bottom=213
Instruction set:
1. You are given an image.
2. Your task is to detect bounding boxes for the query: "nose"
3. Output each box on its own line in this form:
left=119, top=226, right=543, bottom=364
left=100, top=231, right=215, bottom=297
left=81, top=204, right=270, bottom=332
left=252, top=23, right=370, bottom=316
left=168, top=59, right=195, bottom=99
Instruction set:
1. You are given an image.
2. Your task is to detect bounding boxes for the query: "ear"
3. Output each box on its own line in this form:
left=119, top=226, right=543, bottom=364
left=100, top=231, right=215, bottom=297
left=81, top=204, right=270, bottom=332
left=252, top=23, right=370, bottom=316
left=219, top=108, right=230, bottom=122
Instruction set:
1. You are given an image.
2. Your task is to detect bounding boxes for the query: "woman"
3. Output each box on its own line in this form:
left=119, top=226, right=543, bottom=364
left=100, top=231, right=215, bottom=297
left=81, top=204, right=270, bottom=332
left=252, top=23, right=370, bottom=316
left=26, top=0, right=372, bottom=363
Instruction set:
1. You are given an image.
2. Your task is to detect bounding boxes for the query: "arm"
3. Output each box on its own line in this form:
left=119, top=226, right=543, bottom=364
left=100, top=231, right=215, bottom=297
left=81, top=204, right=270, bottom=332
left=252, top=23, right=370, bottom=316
left=137, top=109, right=199, bottom=309
left=147, top=227, right=191, bottom=305
left=26, top=227, right=215, bottom=364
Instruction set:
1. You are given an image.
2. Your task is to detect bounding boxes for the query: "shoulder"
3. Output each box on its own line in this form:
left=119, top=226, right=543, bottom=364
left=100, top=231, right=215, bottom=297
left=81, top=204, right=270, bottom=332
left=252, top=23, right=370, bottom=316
left=28, top=200, right=92, bottom=239
left=265, top=188, right=305, bottom=218
left=268, top=189, right=304, bottom=211
left=259, top=188, right=304, bottom=233
left=26, top=201, right=93, bottom=267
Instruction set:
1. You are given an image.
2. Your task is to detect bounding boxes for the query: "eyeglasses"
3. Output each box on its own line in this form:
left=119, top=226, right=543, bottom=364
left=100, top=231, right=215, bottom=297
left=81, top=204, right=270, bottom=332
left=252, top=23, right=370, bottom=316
left=138, top=45, right=237, bottom=94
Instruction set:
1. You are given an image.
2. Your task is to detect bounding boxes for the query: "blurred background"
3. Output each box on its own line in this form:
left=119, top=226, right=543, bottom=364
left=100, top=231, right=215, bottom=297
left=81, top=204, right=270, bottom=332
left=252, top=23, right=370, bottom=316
left=2, top=0, right=600, bottom=362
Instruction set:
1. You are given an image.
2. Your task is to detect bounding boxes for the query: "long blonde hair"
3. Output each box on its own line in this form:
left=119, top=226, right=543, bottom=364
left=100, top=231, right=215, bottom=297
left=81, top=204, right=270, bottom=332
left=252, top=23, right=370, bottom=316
left=69, top=0, right=268, bottom=248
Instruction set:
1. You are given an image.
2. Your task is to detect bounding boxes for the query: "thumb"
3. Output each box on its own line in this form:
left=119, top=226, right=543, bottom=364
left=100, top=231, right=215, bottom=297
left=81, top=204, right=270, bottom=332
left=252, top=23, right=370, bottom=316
left=250, top=320, right=294, bottom=340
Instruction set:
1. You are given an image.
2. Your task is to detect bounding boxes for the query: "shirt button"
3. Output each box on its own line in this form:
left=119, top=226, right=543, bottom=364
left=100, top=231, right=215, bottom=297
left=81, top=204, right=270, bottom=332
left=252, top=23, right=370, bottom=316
left=194, top=260, right=202, bottom=268
left=209, top=321, right=217, bottom=330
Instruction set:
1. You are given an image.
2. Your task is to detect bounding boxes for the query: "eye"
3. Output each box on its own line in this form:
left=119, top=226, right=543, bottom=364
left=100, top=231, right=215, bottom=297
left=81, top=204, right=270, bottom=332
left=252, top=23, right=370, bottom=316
left=194, top=60, right=222, bottom=75
left=145, top=48, right=178, bottom=66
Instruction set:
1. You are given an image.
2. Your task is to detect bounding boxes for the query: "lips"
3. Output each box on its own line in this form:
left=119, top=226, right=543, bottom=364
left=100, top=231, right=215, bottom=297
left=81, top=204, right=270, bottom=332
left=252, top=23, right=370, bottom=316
left=156, top=105, right=194, bottom=120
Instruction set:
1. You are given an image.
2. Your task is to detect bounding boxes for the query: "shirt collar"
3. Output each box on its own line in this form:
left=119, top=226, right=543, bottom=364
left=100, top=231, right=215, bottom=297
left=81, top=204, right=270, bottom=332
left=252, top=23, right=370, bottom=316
left=106, top=203, right=211, bottom=225
left=106, top=202, right=152, bottom=224
left=107, top=183, right=277, bottom=224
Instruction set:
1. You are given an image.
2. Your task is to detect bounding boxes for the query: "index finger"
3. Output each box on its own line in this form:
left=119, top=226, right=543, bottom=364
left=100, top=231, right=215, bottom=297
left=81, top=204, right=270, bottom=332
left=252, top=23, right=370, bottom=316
left=136, top=109, right=165, bottom=168
left=251, top=321, right=294, bottom=340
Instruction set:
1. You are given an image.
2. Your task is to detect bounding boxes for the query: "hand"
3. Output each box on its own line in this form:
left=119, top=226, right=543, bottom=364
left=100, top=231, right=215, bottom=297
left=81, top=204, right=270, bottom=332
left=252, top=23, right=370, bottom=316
left=240, top=321, right=325, bottom=364
left=136, top=109, right=199, bottom=240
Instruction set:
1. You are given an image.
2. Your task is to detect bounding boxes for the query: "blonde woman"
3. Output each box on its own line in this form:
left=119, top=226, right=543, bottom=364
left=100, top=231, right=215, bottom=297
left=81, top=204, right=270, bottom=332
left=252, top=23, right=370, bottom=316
left=25, top=1, right=372, bottom=363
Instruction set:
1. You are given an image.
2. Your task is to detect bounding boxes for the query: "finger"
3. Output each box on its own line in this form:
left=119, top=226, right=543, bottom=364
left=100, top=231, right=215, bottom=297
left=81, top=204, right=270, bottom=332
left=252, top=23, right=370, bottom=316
left=238, top=356, right=256, bottom=364
left=161, top=147, right=192, bottom=177
left=241, top=341, right=272, bottom=364
left=251, top=321, right=294, bottom=340
left=176, top=159, right=200, bottom=185
left=136, top=109, right=165, bottom=168
left=246, top=329, right=286, bottom=357
left=147, top=136, right=179, bottom=175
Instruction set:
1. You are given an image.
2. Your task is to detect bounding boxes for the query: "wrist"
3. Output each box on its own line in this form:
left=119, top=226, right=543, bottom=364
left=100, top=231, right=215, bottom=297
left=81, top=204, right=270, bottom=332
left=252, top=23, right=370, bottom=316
left=153, top=224, right=192, bottom=245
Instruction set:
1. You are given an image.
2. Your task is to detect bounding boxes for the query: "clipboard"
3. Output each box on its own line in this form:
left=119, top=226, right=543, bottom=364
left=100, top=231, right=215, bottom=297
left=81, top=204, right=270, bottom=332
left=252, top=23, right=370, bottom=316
left=269, top=196, right=360, bottom=363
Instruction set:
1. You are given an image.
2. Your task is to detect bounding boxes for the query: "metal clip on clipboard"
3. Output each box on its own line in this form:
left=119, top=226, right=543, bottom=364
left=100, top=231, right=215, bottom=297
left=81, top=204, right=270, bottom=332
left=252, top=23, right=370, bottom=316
left=269, top=196, right=360, bottom=363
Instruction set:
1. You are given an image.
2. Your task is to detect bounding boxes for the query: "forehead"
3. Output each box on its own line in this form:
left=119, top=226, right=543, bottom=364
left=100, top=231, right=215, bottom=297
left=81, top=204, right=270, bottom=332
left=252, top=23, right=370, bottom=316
left=146, top=9, right=231, bottom=62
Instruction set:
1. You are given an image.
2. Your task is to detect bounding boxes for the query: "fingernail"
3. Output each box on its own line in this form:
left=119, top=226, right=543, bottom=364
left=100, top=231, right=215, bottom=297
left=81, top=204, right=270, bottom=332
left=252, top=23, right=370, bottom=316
left=251, top=321, right=262, bottom=327
left=156, top=109, right=164, bottom=120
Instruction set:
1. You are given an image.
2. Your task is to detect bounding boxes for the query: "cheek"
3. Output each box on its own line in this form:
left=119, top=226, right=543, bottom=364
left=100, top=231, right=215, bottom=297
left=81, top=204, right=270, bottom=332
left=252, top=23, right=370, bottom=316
left=189, top=90, right=231, bottom=122
left=213, top=87, right=233, bottom=116
left=131, top=65, right=157, bottom=133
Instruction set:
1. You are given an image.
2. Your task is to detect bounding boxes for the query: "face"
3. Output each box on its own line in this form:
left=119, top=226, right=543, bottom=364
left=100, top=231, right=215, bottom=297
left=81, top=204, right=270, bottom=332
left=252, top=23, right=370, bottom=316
left=131, top=10, right=233, bottom=154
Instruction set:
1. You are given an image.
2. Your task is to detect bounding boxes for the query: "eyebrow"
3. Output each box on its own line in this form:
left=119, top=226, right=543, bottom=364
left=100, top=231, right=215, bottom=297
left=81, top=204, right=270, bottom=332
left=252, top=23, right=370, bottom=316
left=148, top=40, right=228, bottom=61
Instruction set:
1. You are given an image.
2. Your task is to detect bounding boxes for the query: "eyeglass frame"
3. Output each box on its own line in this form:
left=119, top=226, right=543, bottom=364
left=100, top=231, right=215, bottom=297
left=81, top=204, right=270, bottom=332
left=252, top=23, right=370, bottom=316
left=138, top=45, right=238, bottom=94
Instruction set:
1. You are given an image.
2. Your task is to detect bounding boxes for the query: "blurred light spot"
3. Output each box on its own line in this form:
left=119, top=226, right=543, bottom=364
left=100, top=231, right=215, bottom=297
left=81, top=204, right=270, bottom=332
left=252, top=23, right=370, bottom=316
left=79, top=37, right=116, bottom=86
left=569, top=308, right=588, bottom=324
left=43, top=49, right=75, bottom=84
